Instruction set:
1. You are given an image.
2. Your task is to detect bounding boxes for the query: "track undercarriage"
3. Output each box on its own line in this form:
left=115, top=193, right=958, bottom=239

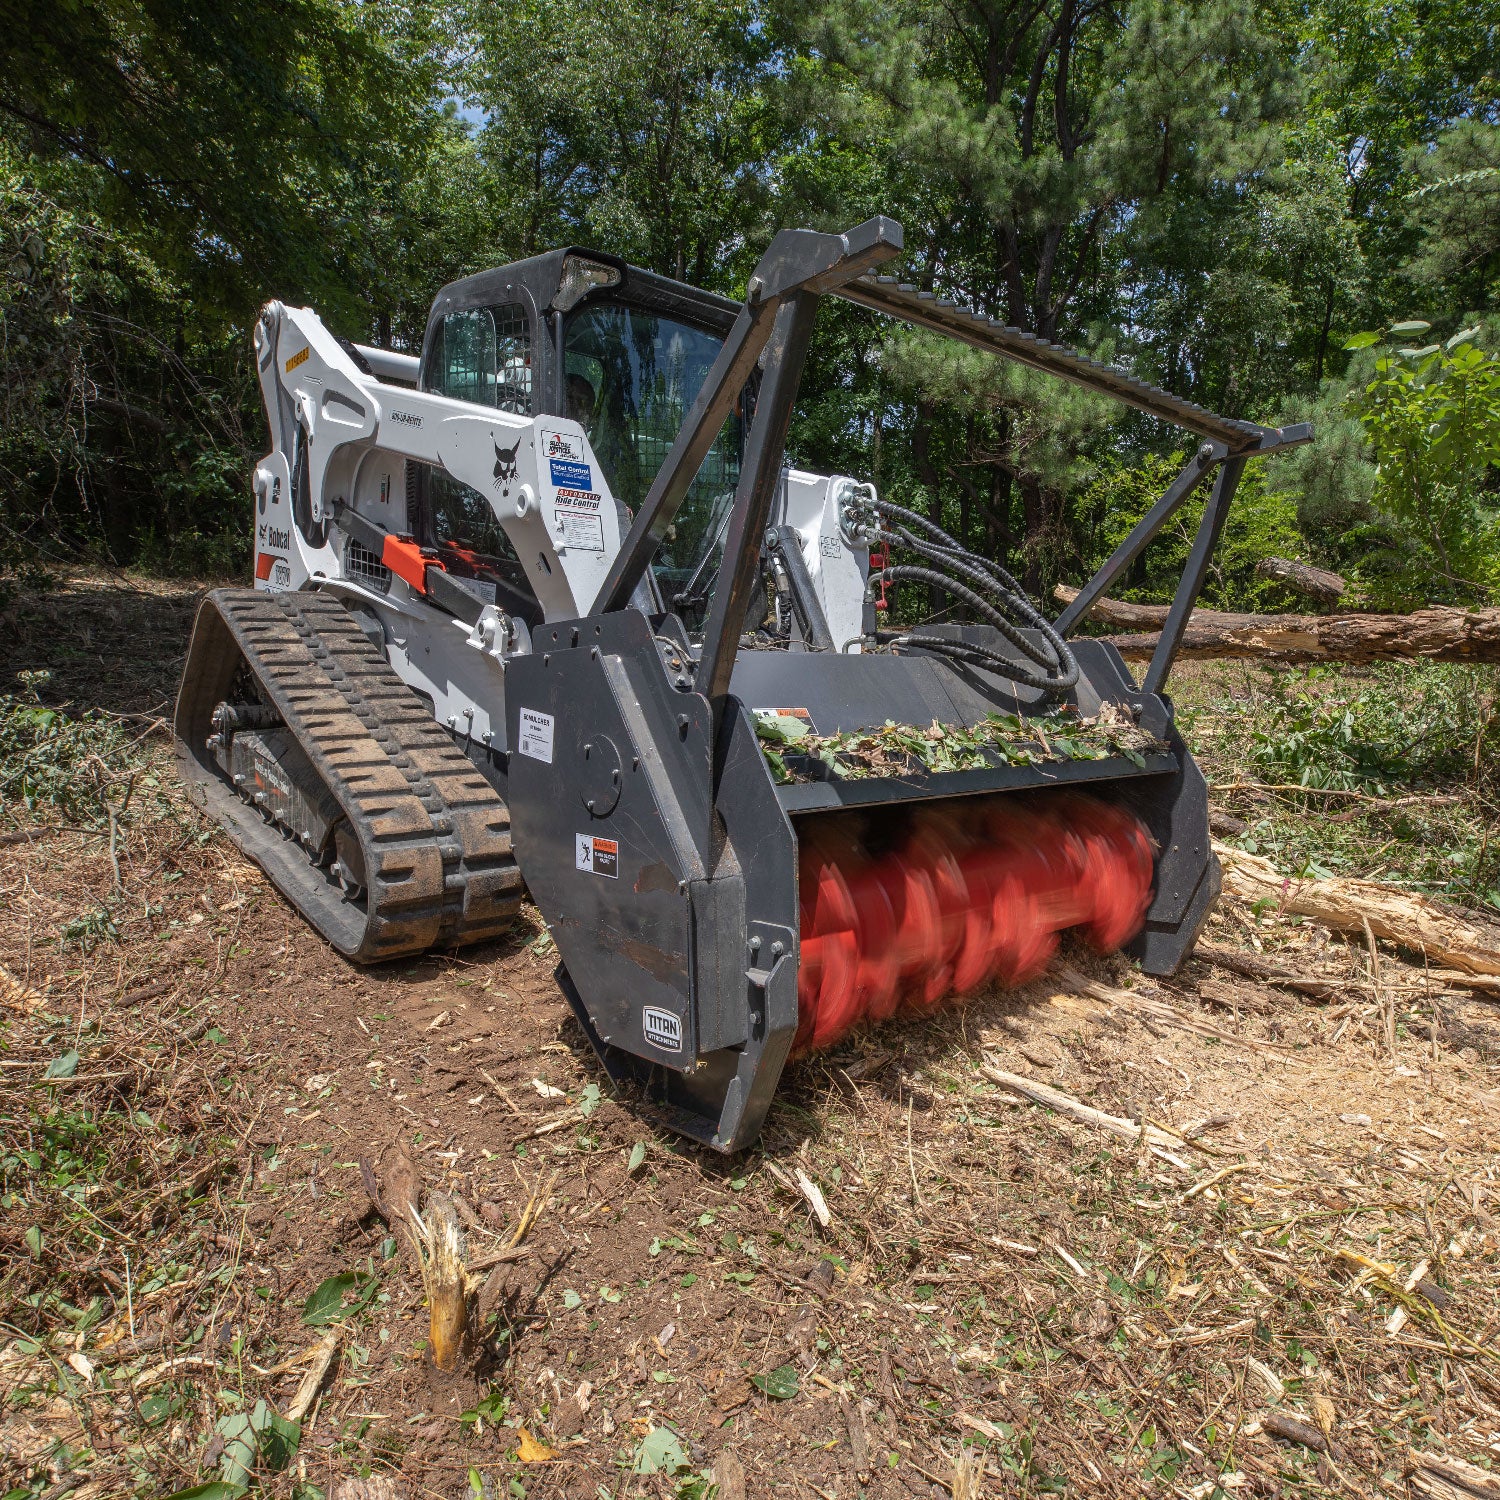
left=177, top=590, right=522, bottom=963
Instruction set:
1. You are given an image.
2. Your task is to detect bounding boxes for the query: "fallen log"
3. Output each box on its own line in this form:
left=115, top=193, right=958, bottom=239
left=1054, top=584, right=1172, bottom=629
left=1213, top=841, right=1500, bottom=978
left=1052, top=584, right=1500, bottom=664
left=1254, top=556, right=1347, bottom=604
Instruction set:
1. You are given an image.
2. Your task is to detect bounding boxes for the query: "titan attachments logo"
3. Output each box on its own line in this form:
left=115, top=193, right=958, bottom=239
left=642, top=1007, right=683, bottom=1053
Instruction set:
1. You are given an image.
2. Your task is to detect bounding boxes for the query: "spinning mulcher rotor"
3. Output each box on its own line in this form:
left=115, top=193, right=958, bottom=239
left=176, top=216, right=1310, bottom=1149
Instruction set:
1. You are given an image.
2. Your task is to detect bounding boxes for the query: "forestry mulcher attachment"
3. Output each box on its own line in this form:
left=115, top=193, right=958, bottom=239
left=176, top=218, right=1309, bottom=1149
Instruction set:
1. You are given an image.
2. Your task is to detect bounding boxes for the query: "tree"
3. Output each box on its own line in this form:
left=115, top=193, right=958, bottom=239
left=1341, top=322, right=1500, bottom=602
left=1401, top=123, right=1500, bottom=318
left=0, top=0, right=453, bottom=571
left=786, top=0, right=1299, bottom=583
left=449, top=0, right=787, bottom=288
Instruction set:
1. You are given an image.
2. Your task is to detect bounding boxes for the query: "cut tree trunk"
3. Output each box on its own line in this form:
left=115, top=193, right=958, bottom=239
left=1053, top=585, right=1500, bottom=664
left=1213, top=840, right=1500, bottom=978
left=1254, top=556, right=1347, bottom=604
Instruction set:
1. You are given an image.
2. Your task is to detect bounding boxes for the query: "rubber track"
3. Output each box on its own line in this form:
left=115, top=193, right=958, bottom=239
left=176, top=588, right=522, bottom=962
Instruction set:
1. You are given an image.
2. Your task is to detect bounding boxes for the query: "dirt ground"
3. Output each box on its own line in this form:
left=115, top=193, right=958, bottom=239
left=4, top=573, right=1500, bottom=1500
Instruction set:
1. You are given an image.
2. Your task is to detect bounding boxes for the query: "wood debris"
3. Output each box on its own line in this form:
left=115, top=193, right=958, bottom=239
left=1410, top=1449, right=1500, bottom=1498
left=1215, top=840, right=1500, bottom=978
left=1052, top=963, right=1302, bottom=1058
left=285, top=1328, right=342, bottom=1422
left=980, top=1065, right=1185, bottom=1149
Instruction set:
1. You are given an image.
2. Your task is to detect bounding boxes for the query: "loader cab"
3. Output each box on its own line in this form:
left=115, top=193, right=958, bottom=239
left=419, top=249, right=747, bottom=622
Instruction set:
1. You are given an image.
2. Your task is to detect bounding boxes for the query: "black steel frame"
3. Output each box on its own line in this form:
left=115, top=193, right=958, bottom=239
left=595, top=221, right=1311, bottom=708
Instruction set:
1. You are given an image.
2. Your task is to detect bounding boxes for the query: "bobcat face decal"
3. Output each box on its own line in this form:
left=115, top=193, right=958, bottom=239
left=493, top=438, right=520, bottom=491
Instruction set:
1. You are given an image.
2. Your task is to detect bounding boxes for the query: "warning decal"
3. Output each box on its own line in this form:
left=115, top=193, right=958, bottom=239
left=575, top=833, right=619, bottom=878
left=559, top=510, right=605, bottom=552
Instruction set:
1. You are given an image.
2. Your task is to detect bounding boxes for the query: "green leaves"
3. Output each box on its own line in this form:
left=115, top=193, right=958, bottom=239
left=751, top=1363, right=800, bottom=1399
left=301, top=1270, right=377, bottom=1326
left=214, top=1400, right=300, bottom=1488
left=460, top=1388, right=511, bottom=1429
left=633, top=1424, right=690, bottom=1474
left=753, top=711, right=809, bottom=744
left=757, top=709, right=1160, bottom=784
left=1348, top=326, right=1500, bottom=603
left=43, top=1049, right=79, bottom=1079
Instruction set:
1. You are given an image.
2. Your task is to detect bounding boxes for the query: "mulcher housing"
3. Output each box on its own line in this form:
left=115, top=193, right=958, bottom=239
left=176, top=215, right=1310, bottom=1151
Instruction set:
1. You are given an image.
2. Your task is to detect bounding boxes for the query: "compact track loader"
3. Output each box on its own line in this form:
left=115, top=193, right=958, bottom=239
left=176, top=217, right=1310, bottom=1149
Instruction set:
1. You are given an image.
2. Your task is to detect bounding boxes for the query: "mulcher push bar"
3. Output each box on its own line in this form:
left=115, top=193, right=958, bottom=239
left=599, top=218, right=1310, bottom=703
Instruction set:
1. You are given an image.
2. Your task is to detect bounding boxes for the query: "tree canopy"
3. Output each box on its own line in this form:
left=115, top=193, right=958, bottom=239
left=1, top=0, right=1496, bottom=604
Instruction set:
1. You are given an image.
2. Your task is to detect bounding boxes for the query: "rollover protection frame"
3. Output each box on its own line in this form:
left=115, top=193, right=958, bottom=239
left=497, top=217, right=1309, bottom=1151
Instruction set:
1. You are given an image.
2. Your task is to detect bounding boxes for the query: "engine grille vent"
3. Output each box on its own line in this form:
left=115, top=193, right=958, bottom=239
left=344, top=537, right=391, bottom=593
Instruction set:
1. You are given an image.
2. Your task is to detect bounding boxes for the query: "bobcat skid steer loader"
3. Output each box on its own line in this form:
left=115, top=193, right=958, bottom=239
left=175, top=217, right=1310, bottom=1149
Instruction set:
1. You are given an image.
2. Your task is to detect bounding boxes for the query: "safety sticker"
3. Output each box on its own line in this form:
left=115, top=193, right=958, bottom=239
left=575, top=833, right=618, bottom=878
left=752, top=706, right=813, bottom=727
left=517, top=708, right=554, bottom=763
left=642, top=1006, right=682, bottom=1052
left=285, top=346, right=310, bottom=372
left=549, top=457, right=593, bottom=489
left=559, top=511, right=604, bottom=552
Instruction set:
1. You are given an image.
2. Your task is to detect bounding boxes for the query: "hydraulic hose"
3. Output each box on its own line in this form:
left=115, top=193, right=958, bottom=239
left=866, top=499, right=1079, bottom=694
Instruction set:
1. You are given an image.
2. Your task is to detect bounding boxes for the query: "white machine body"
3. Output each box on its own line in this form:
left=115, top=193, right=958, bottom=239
left=249, top=301, right=873, bottom=750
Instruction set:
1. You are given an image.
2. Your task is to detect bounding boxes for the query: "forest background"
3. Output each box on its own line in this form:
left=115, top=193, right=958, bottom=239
left=1, top=0, right=1496, bottom=612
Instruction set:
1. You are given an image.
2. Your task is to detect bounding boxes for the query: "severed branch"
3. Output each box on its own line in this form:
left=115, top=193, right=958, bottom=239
left=1409, top=1449, right=1500, bottom=1498
left=1193, top=940, right=1339, bottom=1000
left=1254, top=556, right=1347, bottom=604
left=981, top=1064, right=1186, bottom=1149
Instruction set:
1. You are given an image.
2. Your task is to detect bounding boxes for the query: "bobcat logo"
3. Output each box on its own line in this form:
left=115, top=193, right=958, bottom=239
left=493, top=438, right=520, bottom=492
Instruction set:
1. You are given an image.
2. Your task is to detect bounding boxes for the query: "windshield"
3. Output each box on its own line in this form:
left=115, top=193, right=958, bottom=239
left=564, top=301, right=742, bottom=612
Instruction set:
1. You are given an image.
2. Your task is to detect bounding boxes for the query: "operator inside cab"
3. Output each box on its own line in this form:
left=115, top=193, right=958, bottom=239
left=565, top=372, right=597, bottom=432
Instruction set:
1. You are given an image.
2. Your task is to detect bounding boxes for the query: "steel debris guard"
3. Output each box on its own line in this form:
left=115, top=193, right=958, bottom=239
left=795, top=793, right=1153, bottom=1051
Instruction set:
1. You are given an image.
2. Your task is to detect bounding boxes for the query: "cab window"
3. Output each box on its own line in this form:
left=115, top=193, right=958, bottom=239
left=421, top=304, right=534, bottom=571
left=434, top=305, right=533, bottom=416
left=564, top=302, right=741, bottom=611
